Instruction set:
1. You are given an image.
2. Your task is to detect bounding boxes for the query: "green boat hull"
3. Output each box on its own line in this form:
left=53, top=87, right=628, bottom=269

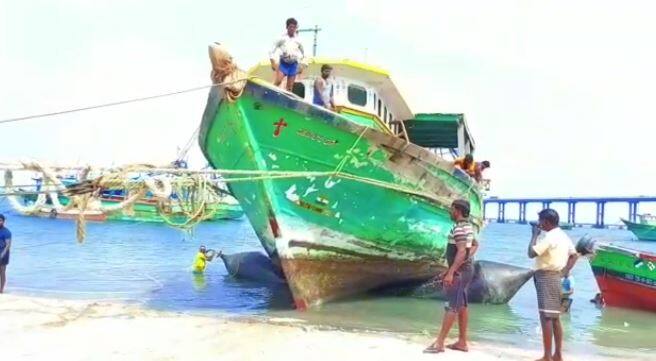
left=199, top=80, right=483, bottom=308
left=560, top=223, right=574, bottom=230
left=101, top=199, right=244, bottom=223
left=622, top=219, right=656, bottom=241
left=588, top=242, right=656, bottom=311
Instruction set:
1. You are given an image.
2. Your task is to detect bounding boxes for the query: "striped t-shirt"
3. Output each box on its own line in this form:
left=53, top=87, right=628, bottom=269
left=446, top=220, right=475, bottom=268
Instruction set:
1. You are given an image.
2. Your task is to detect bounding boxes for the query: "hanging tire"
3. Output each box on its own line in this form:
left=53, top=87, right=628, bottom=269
left=49, top=208, right=58, bottom=219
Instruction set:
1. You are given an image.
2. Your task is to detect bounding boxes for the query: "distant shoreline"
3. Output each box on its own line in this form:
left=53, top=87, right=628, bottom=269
left=0, top=294, right=645, bottom=361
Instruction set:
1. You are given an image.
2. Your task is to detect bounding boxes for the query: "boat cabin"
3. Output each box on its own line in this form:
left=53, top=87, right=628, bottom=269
left=249, top=58, right=475, bottom=158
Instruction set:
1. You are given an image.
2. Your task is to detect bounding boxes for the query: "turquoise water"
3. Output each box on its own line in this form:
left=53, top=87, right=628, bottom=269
left=2, top=199, right=656, bottom=358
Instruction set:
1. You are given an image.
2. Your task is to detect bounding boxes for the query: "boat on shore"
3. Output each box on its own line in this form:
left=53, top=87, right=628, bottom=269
left=577, top=236, right=656, bottom=312
left=621, top=214, right=656, bottom=241
left=199, top=44, right=485, bottom=309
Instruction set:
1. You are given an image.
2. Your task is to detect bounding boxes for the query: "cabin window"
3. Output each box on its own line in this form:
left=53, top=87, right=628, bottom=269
left=347, top=84, right=367, bottom=106
left=383, top=107, right=388, bottom=123
left=292, top=82, right=305, bottom=98
left=377, top=99, right=382, bottom=117
left=373, top=93, right=377, bottom=110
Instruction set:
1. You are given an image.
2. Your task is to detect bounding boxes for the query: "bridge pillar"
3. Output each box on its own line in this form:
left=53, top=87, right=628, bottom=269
left=518, top=202, right=527, bottom=224
left=567, top=202, right=576, bottom=224
left=595, top=201, right=606, bottom=228
left=498, top=202, right=506, bottom=223
left=542, top=201, right=551, bottom=210
left=629, top=202, right=638, bottom=223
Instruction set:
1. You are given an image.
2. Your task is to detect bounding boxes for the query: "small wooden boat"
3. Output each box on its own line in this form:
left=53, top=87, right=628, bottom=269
left=621, top=214, right=656, bottom=241
left=577, top=236, right=656, bottom=312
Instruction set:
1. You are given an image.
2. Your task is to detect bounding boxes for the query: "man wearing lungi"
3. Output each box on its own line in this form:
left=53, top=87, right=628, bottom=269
left=425, top=199, right=479, bottom=354
left=529, top=209, right=578, bottom=361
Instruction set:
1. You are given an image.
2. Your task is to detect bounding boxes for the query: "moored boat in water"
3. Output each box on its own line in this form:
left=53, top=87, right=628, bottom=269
left=8, top=174, right=243, bottom=223
left=621, top=214, right=656, bottom=241
left=577, top=236, right=656, bottom=312
left=199, top=44, right=486, bottom=309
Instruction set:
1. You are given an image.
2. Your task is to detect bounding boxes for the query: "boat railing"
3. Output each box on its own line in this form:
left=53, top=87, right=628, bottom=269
left=596, top=242, right=656, bottom=262
left=638, top=213, right=656, bottom=224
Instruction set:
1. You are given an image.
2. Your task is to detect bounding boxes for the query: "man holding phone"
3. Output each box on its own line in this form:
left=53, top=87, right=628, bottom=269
left=528, top=209, right=578, bottom=361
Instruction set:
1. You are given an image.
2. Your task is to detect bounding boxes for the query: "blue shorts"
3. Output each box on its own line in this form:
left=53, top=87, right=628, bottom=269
left=0, top=251, right=9, bottom=266
left=279, top=59, right=299, bottom=77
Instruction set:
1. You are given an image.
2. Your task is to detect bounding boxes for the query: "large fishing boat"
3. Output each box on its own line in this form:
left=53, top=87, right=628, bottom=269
left=621, top=214, right=656, bottom=241
left=577, top=236, right=656, bottom=312
left=199, top=44, right=485, bottom=309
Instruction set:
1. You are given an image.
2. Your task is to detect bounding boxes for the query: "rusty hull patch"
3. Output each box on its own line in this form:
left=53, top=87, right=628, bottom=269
left=280, top=256, right=442, bottom=310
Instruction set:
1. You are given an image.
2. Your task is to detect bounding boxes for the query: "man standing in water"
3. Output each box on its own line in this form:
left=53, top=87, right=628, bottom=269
left=0, top=214, right=12, bottom=293
left=270, top=18, right=305, bottom=92
left=425, top=199, right=479, bottom=353
left=528, top=209, right=578, bottom=361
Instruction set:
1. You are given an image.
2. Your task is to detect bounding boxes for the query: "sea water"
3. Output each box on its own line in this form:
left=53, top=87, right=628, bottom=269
left=2, top=199, right=655, bottom=357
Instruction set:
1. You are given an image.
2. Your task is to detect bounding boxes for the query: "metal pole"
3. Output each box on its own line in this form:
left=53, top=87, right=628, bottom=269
left=313, top=25, right=319, bottom=57
left=298, top=25, right=321, bottom=57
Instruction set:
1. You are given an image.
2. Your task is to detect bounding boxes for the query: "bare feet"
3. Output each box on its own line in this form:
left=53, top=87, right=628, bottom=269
left=446, top=342, right=469, bottom=352
left=553, top=354, right=563, bottom=361
left=423, top=341, right=445, bottom=354
left=535, top=357, right=553, bottom=361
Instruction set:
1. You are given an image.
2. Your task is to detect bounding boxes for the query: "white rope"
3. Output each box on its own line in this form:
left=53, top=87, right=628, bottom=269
left=0, top=78, right=250, bottom=125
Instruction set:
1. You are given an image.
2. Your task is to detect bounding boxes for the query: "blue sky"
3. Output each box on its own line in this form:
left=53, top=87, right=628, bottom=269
left=1, top=0, right=655, bottom=212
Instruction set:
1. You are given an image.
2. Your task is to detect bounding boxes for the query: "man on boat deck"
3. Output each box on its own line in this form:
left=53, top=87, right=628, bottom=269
left=313, top=64, right=335, bottom=110
left=453, top=155, right=490, bottom=183
left=425, top=199, right=479, bottom=354
left=270, top=18, right=305, bottom=92
left=0, top=214, right=12, bottom=294
left=453, top=154, right=476, bottom=177
left=528, top=209, right=579, bottom=361
left=473, top=160, right=491, bottom=183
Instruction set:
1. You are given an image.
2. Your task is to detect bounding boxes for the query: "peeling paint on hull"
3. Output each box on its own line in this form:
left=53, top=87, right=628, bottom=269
left=199, top=80, right=484, bottom=308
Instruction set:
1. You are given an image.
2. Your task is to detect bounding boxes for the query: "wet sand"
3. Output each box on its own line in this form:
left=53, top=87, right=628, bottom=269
left=1, top=294, right=648, bottom=361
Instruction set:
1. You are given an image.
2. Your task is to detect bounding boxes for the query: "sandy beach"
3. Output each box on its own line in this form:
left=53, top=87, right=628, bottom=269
left=1, top=294, right=648, bottom=361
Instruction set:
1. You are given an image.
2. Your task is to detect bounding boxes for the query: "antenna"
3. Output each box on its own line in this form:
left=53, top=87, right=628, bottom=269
left=298, top=25, right=321, bottom=57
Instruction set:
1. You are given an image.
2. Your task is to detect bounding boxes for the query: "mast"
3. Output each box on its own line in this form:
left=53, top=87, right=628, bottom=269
left=298, top=25, right=321, bottom=57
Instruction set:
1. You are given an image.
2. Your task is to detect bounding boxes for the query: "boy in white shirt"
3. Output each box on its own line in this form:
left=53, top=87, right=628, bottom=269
left=270, top=18, right=305, bottom=92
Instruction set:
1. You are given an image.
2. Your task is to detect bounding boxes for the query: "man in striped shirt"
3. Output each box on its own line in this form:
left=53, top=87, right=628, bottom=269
left=425, top=199, right=479, bottom=353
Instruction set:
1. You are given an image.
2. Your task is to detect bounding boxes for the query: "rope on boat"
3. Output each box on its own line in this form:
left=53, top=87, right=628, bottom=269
left=331, top=127, right=368, bottom=178
left=0, top=77, right=251, bottom=125
left=1, top=163, right=456, bottom=206
left=1, top=159, right=473, bottom=243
